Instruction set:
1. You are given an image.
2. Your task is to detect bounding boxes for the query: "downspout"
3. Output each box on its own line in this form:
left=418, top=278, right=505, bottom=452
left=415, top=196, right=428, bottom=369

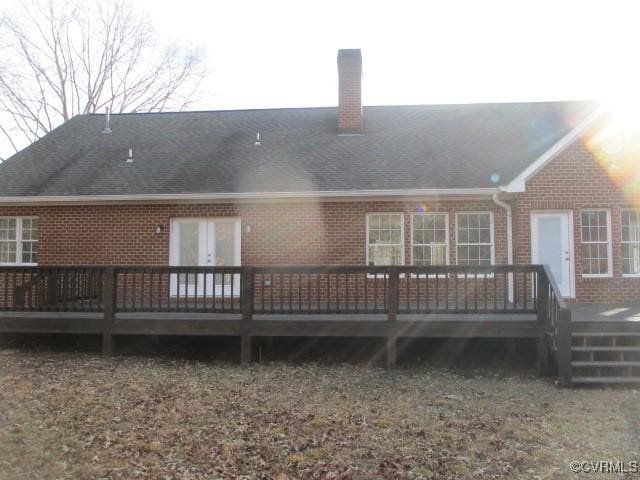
left=492, top=190, right=514, bottom=301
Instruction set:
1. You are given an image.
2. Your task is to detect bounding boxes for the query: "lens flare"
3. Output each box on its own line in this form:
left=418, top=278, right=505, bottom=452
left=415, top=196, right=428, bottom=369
left=585, top=103, right=640, bottom=209
left=415, top=201, right=430, bottom=213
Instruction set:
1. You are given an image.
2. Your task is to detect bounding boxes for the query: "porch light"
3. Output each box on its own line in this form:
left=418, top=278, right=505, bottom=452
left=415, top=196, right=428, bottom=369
left=155, top=224, right=164, bottom=234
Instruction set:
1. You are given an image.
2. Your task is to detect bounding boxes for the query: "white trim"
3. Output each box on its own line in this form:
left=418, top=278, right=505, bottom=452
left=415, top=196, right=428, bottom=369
left=454, top=211, right=495, bottom=266
left=409, top=212, right=449, bottom=266
left=0, top=216, right=39, bottom=266
left=579, top=208, right=613, bottom=278
left=0, top=188, right=501, bottom=206
left=530, top=210, right=576, bottom=298
left=365, top=212, right=405, bottom=266
left=502, top=106, right=607, bottom=193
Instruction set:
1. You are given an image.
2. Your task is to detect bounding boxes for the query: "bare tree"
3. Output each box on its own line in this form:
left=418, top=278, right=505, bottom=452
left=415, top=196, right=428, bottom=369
left=0, top=0, right=205, bottom=157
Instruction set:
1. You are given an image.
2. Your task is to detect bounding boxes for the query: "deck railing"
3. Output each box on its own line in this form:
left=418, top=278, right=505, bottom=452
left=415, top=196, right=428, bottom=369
left=1, top=264, right=547, bottom=318
left=0, top=264, right=571, bottom=377
left=536, top=265, right=572, bottom=385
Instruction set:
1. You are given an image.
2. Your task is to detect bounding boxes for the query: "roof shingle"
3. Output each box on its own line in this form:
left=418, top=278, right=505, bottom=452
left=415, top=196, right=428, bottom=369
left=0, top=101, right=597, bottom=197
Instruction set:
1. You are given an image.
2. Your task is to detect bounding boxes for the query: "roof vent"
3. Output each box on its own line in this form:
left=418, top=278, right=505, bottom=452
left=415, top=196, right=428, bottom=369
left=254, top=132, right=261, bottom=146
left=126, top=147, right=133, bottom=163
left=102, top=107, right=112, bottom=134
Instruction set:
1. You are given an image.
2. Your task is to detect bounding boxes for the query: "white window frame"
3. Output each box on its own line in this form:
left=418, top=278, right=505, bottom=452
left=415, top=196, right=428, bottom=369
left=410, top=212, right=449, bottom=263
left=621, top=209, right=640, bottom=278
left=365, top=213, right=405, bottom=266
left=455, top=211, right=495, bottom=267
left=580, top=209, right=612, bottom=278
left=0, top=216, right=39, bottom=266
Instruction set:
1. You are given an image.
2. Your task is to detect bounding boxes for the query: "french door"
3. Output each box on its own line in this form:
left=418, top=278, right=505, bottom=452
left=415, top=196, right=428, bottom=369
left=170, top=218, right=241, bottom=297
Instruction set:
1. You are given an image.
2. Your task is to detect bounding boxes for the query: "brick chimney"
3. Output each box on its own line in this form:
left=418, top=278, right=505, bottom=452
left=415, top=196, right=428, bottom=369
left=337, top=49, right=362, bottom=134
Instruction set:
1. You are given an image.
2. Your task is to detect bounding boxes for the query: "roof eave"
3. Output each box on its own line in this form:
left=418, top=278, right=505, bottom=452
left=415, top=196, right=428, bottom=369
left=502, top=105, right=607, bottom=193
left=0, top=188, right=504, bottom=206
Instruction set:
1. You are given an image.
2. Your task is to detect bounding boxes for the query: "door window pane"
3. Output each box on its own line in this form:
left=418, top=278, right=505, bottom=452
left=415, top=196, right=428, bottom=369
left=178, top=222, right=200, bottom=266
left=537, top=217, right=562, bottom=282
left=215, top=222, right=235, bottom=267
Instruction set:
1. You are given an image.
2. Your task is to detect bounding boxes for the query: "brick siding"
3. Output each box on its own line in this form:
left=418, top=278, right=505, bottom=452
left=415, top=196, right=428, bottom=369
left=513, top=129, right=640, bottom=303
left=0, top=200, right=507, bottom=266
left=1, top=129, right=637, bottom=303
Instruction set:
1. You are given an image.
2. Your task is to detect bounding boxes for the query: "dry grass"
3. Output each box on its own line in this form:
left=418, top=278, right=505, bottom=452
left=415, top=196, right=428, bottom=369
left=0, top=347, right=639, bottom=479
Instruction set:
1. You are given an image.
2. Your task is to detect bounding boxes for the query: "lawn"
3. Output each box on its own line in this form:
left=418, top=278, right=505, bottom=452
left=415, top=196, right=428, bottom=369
left=0, top=346, right=638, bottom=479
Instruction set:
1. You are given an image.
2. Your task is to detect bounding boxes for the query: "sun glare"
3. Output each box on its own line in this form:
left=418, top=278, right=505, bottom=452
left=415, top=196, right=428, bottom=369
left=586, top=96, right=640, bottom=208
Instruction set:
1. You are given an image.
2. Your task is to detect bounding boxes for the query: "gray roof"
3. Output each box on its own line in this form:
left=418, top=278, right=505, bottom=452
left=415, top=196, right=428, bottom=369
left=0, top=101, right=597, bottom=197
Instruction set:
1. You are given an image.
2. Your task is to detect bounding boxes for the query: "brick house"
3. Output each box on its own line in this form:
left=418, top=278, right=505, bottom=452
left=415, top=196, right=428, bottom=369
left=0, top=49, right=637, bottom=305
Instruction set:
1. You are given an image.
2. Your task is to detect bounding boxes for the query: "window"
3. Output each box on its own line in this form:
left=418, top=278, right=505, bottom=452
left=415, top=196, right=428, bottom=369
left=0, top=217, right=38, bottom=265
left=366, top=213, right=403, bottom=265
left=580, top=209, right=611, bottom=276
left=456, top=212, right=493, bottom=265
left=622, top=210, right=640, bottom=276
left=411, top=213, right=448, bottom=265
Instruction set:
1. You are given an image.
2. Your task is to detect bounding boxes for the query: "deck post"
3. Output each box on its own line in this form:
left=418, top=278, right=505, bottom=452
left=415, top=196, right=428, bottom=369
left=240, top=267, right=254, bottom=365
left=536, top=269, right=550, bottom=376
left=45, top=269, right=58, bottom=307
left=241, top=267, right=254, bottom=322
left=102, top=267, right=117, bottom=357
left=557, top=308, right=572, bottom=387
left=385, top=267, right=399, bottom=368
left=387, top=266, right=399, bottom=322
left=386, top=336, right=397, bottom=369
left=240, top=334, right=252, bottom=365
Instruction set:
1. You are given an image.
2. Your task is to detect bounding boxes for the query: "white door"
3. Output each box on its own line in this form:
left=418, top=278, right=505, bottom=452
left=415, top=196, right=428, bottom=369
left=531, top=212, right=574, bottom=298
left=170, top=218, right=241, bottom=297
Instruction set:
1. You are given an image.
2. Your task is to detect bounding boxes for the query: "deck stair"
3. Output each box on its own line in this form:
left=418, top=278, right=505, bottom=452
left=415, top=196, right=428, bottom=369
left=570, top=322, right=640, bottom=384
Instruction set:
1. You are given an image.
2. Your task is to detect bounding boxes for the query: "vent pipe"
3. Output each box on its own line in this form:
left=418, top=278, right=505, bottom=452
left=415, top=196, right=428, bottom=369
left=102, top=108, right=112, bottom=134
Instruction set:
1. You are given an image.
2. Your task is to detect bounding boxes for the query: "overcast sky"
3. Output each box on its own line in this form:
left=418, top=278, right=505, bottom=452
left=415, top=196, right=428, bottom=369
left=1, top=0, right=639, bottom=159
left=136, top=0, right=639, bottom=109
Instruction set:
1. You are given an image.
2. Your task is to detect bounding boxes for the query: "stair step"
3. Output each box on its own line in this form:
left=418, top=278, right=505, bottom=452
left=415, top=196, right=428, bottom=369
left=572, top=346, right=640, bottom=352
left=572, top=332, right=640, bottom=337
left=572, top=361, right=640, bottom=367
left=572, top=376, right=640, bottom=384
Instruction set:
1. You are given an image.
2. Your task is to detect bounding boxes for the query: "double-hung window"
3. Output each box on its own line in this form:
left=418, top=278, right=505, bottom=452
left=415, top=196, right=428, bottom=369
left=411, top=213, right=448, bottom=265
left=0, top=217, right=39, bottom=265
left=580, top=209, right=611, bottom=276
left=456, top=212, right=493, bottom=265
left=622, top=210, right=640, bottom=276
left=366, top=213, right=404, bottom=265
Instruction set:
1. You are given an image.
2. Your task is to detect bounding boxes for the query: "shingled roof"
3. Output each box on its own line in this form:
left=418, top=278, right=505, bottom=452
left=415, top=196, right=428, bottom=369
left=0, top=101, right=597, bottom=198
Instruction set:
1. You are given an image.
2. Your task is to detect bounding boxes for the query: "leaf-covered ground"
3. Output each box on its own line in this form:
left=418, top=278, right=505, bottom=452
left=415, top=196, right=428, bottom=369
left=0, top=343, right=639, bottom=479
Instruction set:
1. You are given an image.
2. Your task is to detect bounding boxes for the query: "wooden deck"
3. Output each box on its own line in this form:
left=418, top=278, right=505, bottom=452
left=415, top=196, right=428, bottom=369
left=571, top=303, right=640, bottom=322
left=566, top=303, right=640, bottom=384
left=0, top=311, right=539, bottom=337
left=0, top=264, right=567, bottom=374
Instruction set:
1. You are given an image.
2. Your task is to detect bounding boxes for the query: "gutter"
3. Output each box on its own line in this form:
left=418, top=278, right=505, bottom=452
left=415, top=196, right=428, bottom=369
left=0, top=187, right=504, bottom=206
left=493, top=190, right=514, bottom=301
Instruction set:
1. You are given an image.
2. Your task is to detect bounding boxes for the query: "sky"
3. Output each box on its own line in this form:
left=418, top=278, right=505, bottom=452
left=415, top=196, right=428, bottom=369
left=134, top=0, right=640, bottom=110
left=1, top=0, right=640, bottom=159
